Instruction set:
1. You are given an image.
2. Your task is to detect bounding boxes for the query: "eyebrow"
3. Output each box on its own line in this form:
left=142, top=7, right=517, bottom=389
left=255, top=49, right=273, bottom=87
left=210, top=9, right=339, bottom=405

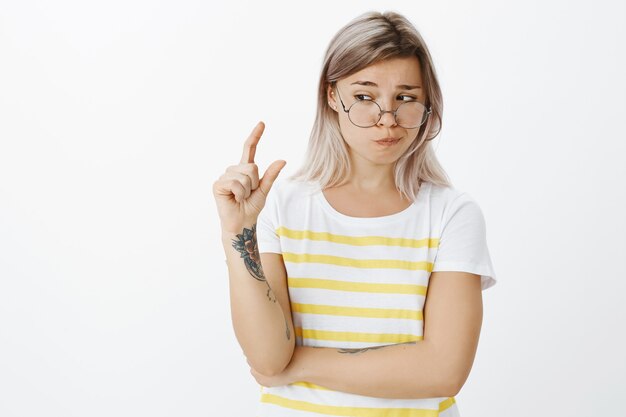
left=350, top=80, right=422, bottom=90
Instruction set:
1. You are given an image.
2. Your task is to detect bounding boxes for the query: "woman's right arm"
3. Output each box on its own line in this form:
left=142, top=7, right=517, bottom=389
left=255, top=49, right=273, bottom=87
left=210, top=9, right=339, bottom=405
left=222, top=225, right=294, bottom=376
left=213, top=121, right=293, bottom=376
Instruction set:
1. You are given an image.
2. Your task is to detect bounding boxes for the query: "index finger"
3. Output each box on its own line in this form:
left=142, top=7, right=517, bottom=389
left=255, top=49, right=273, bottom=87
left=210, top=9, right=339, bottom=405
left=240, top=121, right=265, bottom=164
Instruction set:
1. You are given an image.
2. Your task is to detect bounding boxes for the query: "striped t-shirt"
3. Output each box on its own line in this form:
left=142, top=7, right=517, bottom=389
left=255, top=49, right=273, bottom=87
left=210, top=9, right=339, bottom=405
left=255, top=178, right=497, bottom=417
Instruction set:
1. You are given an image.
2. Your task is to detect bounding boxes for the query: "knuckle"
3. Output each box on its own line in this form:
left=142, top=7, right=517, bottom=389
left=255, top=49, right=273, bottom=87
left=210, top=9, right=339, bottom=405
left=229, top=179, right=240, bottom=190
left=244, top=163, right=259, bottom=176
left=232, top=171, right=251, bottom=187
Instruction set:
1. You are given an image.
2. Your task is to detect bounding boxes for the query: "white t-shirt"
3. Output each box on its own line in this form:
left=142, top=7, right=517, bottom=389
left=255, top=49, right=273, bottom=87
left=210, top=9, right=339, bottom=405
left=255, top=177, right=497, bottom=417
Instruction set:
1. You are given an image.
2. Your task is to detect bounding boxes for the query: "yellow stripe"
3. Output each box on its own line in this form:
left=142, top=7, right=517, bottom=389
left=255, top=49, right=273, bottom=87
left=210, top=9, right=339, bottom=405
left=292, top=303, right=423, bottom=321
left=439, top=397, right=456, bottom=412
left=261, top=393, right=440, bottom=417
left=287, top=383, right=456, bottom=414
left=276, top=226, right=440, bottom=248
left=289, top=382, right=456, bottom=410
left=288, top=277, right=427, bottom=295
left=283, top=252, right=433, bottom=271
left=295, top=327, right=422, bottom=344
left=291, top=381, right=331, bottom=390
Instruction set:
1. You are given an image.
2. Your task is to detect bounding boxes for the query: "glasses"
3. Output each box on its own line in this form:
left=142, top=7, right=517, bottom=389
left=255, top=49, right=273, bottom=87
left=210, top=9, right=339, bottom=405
left=334, top=86, right=432, bottom=129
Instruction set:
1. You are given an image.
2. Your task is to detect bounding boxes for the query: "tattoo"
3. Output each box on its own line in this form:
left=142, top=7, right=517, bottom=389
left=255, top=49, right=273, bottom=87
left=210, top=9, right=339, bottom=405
left=231, top=224, right=277, bottom=303
left=337, top=341, right=417, bottom=355
left=231, top=224, right=290, bottom=341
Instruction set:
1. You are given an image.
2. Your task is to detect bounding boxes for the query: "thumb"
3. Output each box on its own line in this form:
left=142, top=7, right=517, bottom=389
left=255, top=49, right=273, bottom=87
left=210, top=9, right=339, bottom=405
left=258, top=160, right=287, bottom=195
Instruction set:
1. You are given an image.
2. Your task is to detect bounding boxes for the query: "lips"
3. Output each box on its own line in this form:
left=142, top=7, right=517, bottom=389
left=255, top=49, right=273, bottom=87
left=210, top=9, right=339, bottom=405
left=375, top=137, right=400, bottom=143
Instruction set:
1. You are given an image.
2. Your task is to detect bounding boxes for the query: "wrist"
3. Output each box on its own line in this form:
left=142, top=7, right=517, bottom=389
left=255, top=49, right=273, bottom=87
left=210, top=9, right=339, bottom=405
left=221, top=220, right=258, bottom=239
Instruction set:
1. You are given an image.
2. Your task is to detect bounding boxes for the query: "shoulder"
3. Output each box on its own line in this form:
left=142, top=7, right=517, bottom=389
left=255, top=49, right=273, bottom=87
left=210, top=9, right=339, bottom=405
left=271, top=177, right=318, bottom=197
left=266, top=177, right=319, bottom=208
left=426, top=182, right=485, bottom=227
left=427, top=181, right=466, bottom=203
left=427, top=182, right=477, bottom=210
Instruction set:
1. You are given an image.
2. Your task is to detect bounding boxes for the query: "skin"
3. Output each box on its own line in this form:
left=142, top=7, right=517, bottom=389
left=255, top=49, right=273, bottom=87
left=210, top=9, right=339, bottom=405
left=214, top=121, right=294, bottom=376
left=247, top=56, right=484, bottom=399
left=325, top=56, right=424, bottom=208
left=317, top=56, right=427, bottom=217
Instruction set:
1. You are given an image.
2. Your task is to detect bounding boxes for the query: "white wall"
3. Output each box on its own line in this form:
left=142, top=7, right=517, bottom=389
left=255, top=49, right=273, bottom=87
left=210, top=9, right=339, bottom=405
left=1, top=0, right=624, bottom=416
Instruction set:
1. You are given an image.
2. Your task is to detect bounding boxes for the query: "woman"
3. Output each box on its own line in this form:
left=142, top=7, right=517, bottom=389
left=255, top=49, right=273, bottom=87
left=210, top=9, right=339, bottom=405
left=213, top=10, right=497, bottom=417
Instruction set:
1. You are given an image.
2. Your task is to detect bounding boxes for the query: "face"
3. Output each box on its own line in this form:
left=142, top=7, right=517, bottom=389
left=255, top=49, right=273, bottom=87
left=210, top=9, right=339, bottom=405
left=327, top=56, right=426, bottom=166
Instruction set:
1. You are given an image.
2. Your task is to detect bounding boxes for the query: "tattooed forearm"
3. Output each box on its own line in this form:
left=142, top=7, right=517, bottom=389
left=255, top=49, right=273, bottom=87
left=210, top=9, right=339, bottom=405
left=231, top=224, right=277, bottom=303
left=230, top=224, right=291, bottom=340
left=337, top=341, right=417, bottom=355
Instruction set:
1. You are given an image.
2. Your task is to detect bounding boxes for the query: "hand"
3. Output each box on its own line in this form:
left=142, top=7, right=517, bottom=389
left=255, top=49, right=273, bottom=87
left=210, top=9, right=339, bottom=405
left=212, top=121, right=286, bottom=234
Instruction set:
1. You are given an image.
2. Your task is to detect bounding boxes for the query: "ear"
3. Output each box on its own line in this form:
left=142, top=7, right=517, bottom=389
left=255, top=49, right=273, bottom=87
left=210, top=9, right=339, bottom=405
left=327, top=84, right=338, bottom=112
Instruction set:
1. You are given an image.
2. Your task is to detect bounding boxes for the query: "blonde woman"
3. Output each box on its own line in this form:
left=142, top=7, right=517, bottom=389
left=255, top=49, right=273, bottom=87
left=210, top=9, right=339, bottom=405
left=213, top=10, right=497, bottom=417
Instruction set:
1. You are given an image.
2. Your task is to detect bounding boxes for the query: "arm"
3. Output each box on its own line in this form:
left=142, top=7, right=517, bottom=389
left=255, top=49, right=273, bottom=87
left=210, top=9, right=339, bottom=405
left=223, top=222, right=295, bottom=376
left=281, top=271, right=483, bottom=399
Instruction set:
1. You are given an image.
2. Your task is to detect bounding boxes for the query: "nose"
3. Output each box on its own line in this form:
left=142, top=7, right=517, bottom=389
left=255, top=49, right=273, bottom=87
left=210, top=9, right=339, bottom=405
left=376, top=109, right=397, bottom=127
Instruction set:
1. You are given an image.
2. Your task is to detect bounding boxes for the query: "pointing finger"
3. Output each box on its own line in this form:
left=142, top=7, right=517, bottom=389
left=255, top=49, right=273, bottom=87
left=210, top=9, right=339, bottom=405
left=240, top=121, right=265, bottom=165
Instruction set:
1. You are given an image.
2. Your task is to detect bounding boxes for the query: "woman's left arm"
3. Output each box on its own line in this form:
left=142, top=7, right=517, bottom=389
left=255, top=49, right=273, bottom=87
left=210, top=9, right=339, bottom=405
left=250, top=271, right=483, bottom=400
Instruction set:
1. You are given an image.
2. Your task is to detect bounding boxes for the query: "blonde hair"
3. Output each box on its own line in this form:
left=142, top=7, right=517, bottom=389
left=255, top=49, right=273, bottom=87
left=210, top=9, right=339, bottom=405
left=288, top=10, right=452, bottom=202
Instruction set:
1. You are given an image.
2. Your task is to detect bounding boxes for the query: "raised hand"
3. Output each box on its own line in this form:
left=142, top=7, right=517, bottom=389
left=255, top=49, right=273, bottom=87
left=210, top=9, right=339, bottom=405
left=213, top=121, right=286, bottom=234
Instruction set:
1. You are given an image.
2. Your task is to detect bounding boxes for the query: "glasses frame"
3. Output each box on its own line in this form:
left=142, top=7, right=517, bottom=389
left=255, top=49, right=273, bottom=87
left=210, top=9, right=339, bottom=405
left=333, top=85, right=432, bottom=129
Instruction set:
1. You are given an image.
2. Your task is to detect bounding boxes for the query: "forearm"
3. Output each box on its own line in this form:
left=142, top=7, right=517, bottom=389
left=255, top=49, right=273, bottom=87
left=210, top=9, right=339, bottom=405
left=222, top=223, right=294, bottom=376
left=292, top=341, right=456, bottom=399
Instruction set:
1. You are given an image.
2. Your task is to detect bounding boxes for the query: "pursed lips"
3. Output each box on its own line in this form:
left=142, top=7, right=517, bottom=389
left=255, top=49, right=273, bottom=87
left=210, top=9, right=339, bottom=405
left=375, top=137, right=401, bottom=142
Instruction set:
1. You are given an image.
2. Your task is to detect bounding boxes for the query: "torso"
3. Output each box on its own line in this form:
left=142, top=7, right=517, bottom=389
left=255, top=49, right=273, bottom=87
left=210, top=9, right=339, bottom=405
left=322, top=185, right=414, bottom=218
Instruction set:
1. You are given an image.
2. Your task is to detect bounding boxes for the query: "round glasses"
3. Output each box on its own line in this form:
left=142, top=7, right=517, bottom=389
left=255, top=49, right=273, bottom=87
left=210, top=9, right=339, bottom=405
left=334, top=87, right=431, bottom=129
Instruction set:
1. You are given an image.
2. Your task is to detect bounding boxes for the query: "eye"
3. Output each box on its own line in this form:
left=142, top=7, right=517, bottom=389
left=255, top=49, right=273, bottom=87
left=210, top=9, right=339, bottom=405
left=397, top=94, right=417, bottom=101
left=354, top=94, right=373, bottom=101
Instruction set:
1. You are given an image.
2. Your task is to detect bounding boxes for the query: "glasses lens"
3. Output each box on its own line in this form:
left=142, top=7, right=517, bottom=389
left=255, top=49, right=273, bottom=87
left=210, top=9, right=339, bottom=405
left=396, top=101, right=428, bottom=129
left=347, top=99, right=429, bottom=128
left=348, top=100, right=381, bottom=127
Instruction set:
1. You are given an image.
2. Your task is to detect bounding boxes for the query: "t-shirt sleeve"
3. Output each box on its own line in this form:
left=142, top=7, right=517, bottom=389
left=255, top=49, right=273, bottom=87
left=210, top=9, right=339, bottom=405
left=255, top=181, right=282, bottom=254
left=432, top=193, right=497, bottom=290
